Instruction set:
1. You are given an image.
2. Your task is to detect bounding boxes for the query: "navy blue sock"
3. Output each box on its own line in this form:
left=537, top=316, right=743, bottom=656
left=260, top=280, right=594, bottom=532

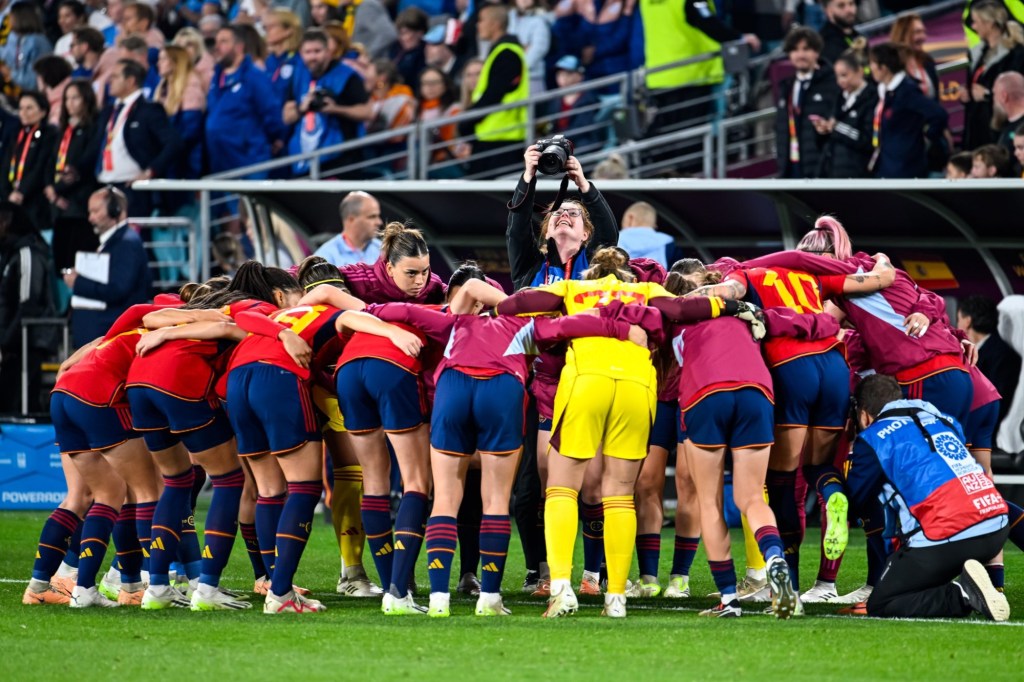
left=361, top=494, right=394, bottom=590
left=671, top=536, right=699, bottom=576
left=479, top=515, right=512, bottom=594
left=190, top=464, right=206, bottom=511
left=256, top=494, right=285, bottom=578
left=239, top=522, right=265, bottom=579
left=63, top=518, right=84, bottom=570
left=985, top=563, right=1005, bottom=590
left=135, top=502, right=156, bottom=575
left=390, top=491, right=428, bottom=598
left=866, top=532, right=886, bottom=587
left=199, top=468, right=244, bottom=587
left=636, top=533, right=661, bottom=577
left=754, top=524, right=784, bottom=563
left=270, top=481, right=321, bottom=597
left=425, top=515, right=457, bottom=594
left=112, top=504, right=142, bottom=583
left=77, top=504, right=118, bottom=589
left=179, top=496, right=202, bottom=580
left=457, top=469, right=482, bottom=576
left=766, top=469, right=801, bottom=589
left=149, top=469, right=193, bottom=586
left=709, top=558, right=737, bottom=600
left=802, top=463, right=846, bottom=505
left=32, top=508, right=80, bottom=581
left=580, top=502, right=604, bottom=574
left=1006, top=501, right=1024, bottom=552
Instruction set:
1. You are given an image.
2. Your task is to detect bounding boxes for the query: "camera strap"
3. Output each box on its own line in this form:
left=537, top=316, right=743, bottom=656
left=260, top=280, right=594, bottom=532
left=507, top=174, right=571, bottom=216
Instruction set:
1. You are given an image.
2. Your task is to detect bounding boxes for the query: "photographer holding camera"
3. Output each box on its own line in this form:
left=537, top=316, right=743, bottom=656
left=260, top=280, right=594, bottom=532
left=283, top=28, right=373, bottom=177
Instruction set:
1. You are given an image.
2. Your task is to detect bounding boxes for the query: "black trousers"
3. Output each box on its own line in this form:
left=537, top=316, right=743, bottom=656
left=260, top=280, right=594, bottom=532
left=513, top=397, right=545, bottom=572
left=866, top=525, right=1008, bottom=618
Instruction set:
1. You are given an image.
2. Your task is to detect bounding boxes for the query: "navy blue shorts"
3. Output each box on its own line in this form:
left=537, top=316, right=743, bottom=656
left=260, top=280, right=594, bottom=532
left=431, top=369, right=526, bottom=456
left=682, top=388, right=774, bottom=450
left=226, top=363, right=322, bottom=457
left=649, top=400, right=680, bottom=451
left=965, top=400, right=1000, bottom=451
left=50, top=392, right=137, bottom=455
left=336, top=358, right=423, bottom=433
left=127, top=386, right=234, bottom=453
left=538, top=418, right=553, bottom=432
left=901, top=368, right=973, bottom=425
left=771, top=351, right=850, bottom=430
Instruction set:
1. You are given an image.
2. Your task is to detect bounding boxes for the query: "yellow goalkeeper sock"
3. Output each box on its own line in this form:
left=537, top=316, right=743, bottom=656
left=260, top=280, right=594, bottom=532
left=333, top=465, right=365, bottom=569
left=602, top=496, right=636, bottom=596
left=742, top=514, right=766, bottom=572
left=544, top=487, right=579, bottom=583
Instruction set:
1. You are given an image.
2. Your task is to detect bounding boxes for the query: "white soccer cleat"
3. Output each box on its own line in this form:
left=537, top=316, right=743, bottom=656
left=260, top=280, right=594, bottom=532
left=800, top=580, right=839, bottom=603
left=664, top=575, right=691, bottom=599
left=190, top=583, right=253, bottom=611
left=829, top=584, right=874, bottom=604
left=264, top=590, right=326, bottom=614
left=542, top=580, right=579, bottom=618
left=140, top=584, right=191, bottom=610
left=960, top=560, right=1010, bottom=622
left=601, top=593, right=627, bottom=618
left=337, top=566, right=384, bottom=597
left=766, top=556, right=798, bottom=620
left=428, top=592, right=451, bottom=618
left=475, top=592, right=511, bottom=616
left=382, top=592, right=427, bottom=615
left=70, top=585, right=119, bottom=608
left=97, top=567, right=121, bottom=601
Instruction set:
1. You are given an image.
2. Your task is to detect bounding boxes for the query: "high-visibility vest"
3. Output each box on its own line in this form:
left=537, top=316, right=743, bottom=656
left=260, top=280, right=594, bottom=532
left=471, top=41, right=529, bottom=142
left=963, top=0, right=1024, bottom=47
left=640, top=0, right=724, bottom=90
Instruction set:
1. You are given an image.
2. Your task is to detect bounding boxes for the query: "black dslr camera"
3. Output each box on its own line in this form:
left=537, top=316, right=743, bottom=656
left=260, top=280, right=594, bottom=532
left=308, top=87, right=331, bottom=112
left=535, top=135, right=574, bottom=175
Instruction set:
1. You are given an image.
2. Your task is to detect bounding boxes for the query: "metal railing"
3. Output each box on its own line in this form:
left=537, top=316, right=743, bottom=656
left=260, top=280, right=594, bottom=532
left=20, top=318, right=70, bottom=415
left=135, top=216, right=200, bottom=290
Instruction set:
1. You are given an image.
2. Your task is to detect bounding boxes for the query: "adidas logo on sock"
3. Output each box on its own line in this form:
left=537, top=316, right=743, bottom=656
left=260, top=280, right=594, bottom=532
left=428, top=558, right=445, bottom=570
left=375, top=543, right=393, bottom=556
left=202, top=546, right=214, bottom=559
left=80, top=548, right=93, bottom=558
left=340, top=527, right=360, bottom=536
left=394, top=540, right=406, bottom=551
left=35, top=551, right=41, bottom=559
left=151, top=537, right=165, bottom=551
left=482, top=562, right=499, bottom=572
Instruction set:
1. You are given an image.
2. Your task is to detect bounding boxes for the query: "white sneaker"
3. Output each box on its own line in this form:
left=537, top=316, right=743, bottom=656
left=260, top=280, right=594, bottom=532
left=602, top=593, right=627, bottom=618
left=382, top=591, right=427, bottom=615
left=97, top=568, right=121, bottom=601
left=475, top=592, right=510, bottom=616
left=801, top=580, right=839, bottom=603
left=190, top=582, right=253, bottom=611
left=710, top=573, right=769, bottom=601
left=830, top=584, right=873, bottom=604
left=141, top=584, right=191, bottom=610
left=264, top=589, right=326, bottom=614
left=664, top=575, right=691, bottom=598
left=337, top=567, right=383, bottom=597
left=542, top=580, right=579, bottom=618
left=70, top=585, right=119, bottom=608
left=766, top=556, right=798, bottom=620
left=428, top=592, right=451, bottom=618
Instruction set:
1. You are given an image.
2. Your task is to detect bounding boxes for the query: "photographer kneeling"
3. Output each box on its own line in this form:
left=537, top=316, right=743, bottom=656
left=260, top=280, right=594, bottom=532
left=507, top=138, right=618, bottom=290
left=282, top=28, right=372, bottom=177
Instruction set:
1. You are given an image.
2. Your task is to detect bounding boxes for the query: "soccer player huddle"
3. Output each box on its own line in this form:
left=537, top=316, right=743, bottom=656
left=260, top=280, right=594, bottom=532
left=19, top=209, right=1019, bottom=621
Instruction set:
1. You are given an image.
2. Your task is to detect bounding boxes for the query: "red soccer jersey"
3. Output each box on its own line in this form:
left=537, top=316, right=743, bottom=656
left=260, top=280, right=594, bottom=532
left=337, top=322, right=429, bottom=375
left=126, top=299, right=278, bottom=400
left=727, top=267, right=847, bottom=367
left=55, top=330, right=146, bottom=407
left=230, top=304, right=343, bottom=380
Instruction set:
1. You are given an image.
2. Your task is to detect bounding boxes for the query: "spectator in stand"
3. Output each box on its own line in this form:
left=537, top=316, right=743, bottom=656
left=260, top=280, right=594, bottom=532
left=593, top=151, right=629, bottom=178
left=993, top=72, right=1024, bottom=175
left=820, top=0, right=862, bottom=66
left=311, top=0, right=344, bottom=27
left=547, top=0, right=589, bottom=90
left=775, top=27, right=839, bottom=179
left=579, top=0, right=638, bottom=89
left=283, top=28, right=371, bottom=176
left=890, top=13, right=938, bottom=99
left=322, top=20, right=368, bottom=78
left=156, top=45, right=205, bottom=182
left=70, top=26, right=106, bottom=80
left=459, top=57, right=483, bottom=108
left=617, top=200, right=673, bottom=268
left=509, top=0, right=550, bottom=96
left=55, top=1, right=89, bottom=63
left=198, top=14, right=226, bottom=47
left=1014, top=122, right=1024, bottom=176
left=272, top=0, right=313, bottom=28
left=397, top=0, right=457, bottom=17
left=367, top=58, right=417, bottom=146
left=64, top=187, right=150, bottom=347
left=417, top=65, right=465, bottom=178
left=867, top=42, right=948, bottom=178
left=1, top=91, right=58, bottom=234
left=390, top=7, right=428, bottom=90
left=961, top=1, right=1024, bottom=150
left=45, top=79, right=100, bottom=271
left=173, top=27, right=215, bottom=90
left=458, top=4, right=528, bottom=177
left=34, top=56, right=74, bottom=127
left=117, top=34, right=161, bottom=100
left=958, top=295, right=1022, bottom=423
left=336, top=0, right=397, bottom=60
left=314, top=190, right=383, bottom=266
left=0, top=200, right=56, bottom=413
left=236, top=22, right=269, bottom=68
left=122, top=2, right=164, bottom=49
left=945, top=151, right=973, bottom=178
left=816, top=48, right=877, bottom=178
left=96, top=59, right=181, bottom=216
left=970, top=143, right=1012, bottom=177
left=102, top=0, right=126, bottom=46
left=1, top=3, right=54, bottom=93
left=264, top=9, right=304, bottom=103
left=549, top=55, right=600, bottom=151
left=206, top=26, right=285, bottom=178
left=423, top=21, right=466, bottom=86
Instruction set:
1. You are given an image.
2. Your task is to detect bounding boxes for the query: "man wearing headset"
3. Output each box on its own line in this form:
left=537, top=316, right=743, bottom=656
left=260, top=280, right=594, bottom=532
left=63, top=187, right=151, bottom=347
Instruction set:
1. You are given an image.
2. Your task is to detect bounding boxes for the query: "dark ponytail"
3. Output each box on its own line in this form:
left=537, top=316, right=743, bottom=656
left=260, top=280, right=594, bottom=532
left=447, top=260, right=486, bottom=290
left=664, top=258, right=720, bottom=296
left=297, top=255, right=349, bottom=292
left=380, top=221, right=429, bottom=266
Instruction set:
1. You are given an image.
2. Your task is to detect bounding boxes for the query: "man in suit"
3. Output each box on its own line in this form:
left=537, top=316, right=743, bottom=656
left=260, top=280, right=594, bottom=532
left=63, top=187, right=151, bottom=347
left=819, top=0, right=862, bottom=66
left=958, top=295, right=1022, bottom=423
left=95, top=58, right=181, bottom=218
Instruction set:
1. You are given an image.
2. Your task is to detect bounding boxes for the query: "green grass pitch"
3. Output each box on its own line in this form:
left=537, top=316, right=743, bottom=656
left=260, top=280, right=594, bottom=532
left=1, top=509, right=1022, bottom=681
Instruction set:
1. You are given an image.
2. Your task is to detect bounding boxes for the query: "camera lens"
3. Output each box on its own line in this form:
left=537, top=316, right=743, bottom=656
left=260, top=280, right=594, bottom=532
left=538, top=145, right=567, bottom=176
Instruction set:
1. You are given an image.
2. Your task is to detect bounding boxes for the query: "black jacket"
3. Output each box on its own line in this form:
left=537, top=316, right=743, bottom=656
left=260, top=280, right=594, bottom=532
left=996, top=116, right=1023, bottom=177
left=873, top=76, right=948, bottom=179
left=819, top=21, right=861, bottom=67
left=819, top=84, right=878, bottom=178
left=0, top=230, right=56, bottom=352
left=775, top=67, right=840, bottom=178
left=94, top=94, right=181, bottom=178
left=52, top=121, right=101, bottom=220
left=0, top=124, right=58, bottom=232
left=506, top=176, right=617, bottom=291
left=963, top=43, right=1024, bottom=150
left=978, top=332, right=1022, bottom=423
